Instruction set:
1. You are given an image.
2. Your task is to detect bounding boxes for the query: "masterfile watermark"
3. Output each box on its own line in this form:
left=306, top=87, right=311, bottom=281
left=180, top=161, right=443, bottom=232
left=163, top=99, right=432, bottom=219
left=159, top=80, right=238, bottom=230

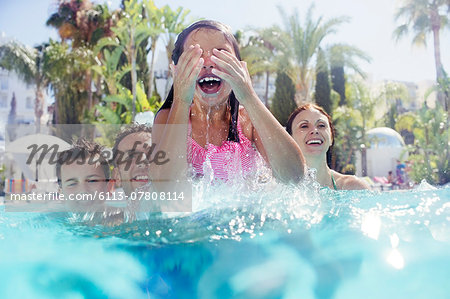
left=4, top=123, right=192, bottom=213
left=26, top=141, right=170, bottom=171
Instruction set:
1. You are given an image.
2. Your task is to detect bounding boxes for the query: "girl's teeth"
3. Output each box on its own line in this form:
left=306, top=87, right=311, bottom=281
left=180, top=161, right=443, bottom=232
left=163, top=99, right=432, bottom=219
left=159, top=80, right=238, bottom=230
left=199, top=77, right=220, bottom=83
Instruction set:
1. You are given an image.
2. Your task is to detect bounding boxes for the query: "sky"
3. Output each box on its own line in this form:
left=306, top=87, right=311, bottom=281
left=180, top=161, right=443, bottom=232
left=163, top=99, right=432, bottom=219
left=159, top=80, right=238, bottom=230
left=0, top=0, right=449, bottom=83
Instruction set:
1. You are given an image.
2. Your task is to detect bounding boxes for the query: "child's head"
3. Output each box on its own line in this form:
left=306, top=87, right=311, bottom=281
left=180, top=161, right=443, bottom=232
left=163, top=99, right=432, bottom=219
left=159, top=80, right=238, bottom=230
left=112, top=124, right=152, bottom=196
left=159, top=20, right=242, bottom=142
left=56, top=138, right=111, bottom=197
left=172, top=20, right=241, bottom=65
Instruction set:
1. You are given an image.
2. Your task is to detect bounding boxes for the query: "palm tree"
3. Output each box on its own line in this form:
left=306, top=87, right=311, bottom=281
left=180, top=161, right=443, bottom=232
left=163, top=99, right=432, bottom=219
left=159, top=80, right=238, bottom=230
left=0, top=41, right=48, bottom=132
left=240, top=25, right=287, bottom=107
left=278, top=4, right=349, bottom=103
left=393, top=0, right=450, bottom=109
left=46, top=0, right=115, bottom=112
left=44, top=41, right=92, bottom=125
left=326, top=43, right=372, bottom=105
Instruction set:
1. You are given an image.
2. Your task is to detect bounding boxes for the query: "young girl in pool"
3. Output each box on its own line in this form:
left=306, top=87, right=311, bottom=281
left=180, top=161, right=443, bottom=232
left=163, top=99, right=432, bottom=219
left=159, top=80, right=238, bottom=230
left=286, top=104, right=370, bottom=190
left=151, top=20, right=305, bottom=183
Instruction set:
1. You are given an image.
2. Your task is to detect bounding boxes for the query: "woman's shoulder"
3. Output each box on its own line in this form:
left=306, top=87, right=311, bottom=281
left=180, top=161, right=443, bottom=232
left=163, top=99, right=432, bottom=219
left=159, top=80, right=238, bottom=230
left=333, top=171, right=371, bottom=190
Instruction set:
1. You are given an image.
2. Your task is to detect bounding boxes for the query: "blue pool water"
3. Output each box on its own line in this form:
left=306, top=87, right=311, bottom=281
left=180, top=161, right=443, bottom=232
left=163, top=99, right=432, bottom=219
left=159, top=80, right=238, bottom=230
left=1, top=182, right=449, bottom=299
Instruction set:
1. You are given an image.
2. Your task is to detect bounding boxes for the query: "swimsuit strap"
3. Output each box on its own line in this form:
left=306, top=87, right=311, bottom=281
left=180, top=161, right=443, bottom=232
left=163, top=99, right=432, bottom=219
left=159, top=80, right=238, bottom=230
left=331, top=172, right=338, bottom=190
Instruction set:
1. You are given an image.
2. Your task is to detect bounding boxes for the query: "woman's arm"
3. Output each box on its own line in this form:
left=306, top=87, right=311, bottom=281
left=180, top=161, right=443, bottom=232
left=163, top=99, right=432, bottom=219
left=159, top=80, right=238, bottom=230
left=211, top=49, right=305, bottom=183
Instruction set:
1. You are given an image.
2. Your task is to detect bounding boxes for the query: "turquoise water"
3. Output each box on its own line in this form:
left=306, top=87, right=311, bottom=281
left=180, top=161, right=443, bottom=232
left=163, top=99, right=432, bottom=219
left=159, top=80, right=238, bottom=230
left=1, top=183, right=449, bottom=299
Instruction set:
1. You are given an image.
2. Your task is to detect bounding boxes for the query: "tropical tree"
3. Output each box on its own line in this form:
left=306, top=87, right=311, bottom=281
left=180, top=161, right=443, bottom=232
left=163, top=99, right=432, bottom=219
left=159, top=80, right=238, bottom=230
left=46, top=0, right=116, bottom=112
left=278, top=4, right=349, bottom=103
left=0, top=41, right=48, bottom=132
left=46, top=0, right=115, bottom=47
left=44, top=40, right=92, bottom=125
left=405, top=103, right=449, bottom=184
left=240, top=25, right=287, bottom=107
left=271, top=71, right=297, bottom=127
left=376, top=81, right=410, bottom=129
left=314, top=48, right=332, bottom=114
left=326, top=43, right=371, bottom=105
left=332, top=78, right=376, bottom=171
left=96, top=0, right=153, bottom=121
left=393, top=0, right=450, bottom=110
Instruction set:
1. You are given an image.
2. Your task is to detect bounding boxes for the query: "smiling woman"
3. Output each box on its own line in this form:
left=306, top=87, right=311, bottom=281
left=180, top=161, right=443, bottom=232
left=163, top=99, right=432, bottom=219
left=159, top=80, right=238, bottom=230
left=286, top=103, right=370, bottom=190
left=151, top=20, right=306, bottom=184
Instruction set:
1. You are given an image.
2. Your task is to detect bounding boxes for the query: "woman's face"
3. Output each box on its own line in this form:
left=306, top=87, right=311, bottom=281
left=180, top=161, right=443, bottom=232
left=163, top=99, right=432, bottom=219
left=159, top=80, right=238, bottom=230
left=183, top=28, right=235, bottom=106
left=291, top=108, right=333, bottom=157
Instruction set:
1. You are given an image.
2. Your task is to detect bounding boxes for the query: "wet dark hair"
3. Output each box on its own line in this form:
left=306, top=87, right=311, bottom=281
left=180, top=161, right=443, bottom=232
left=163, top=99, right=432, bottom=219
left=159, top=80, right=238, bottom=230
left=158, top=20, right=241, bottom=142
left=112, top=123, right=152, bottom=166
left=56, top=138, right=111, bottom=186
left=286, top=103, right=335, bottom=165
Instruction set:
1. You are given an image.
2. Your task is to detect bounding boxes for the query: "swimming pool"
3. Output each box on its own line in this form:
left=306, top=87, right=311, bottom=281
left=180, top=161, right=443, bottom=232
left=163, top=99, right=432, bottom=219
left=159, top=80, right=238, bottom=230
left=1, top=181, right=449, bottom=299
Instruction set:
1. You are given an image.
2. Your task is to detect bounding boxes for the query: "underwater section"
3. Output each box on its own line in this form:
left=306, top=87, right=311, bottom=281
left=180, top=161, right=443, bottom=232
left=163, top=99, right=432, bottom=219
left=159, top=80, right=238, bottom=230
left=0, top=179, right=449, bottom=298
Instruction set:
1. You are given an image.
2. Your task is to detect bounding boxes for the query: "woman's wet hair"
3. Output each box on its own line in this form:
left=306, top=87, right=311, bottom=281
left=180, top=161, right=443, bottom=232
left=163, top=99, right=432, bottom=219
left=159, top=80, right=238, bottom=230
left=158, top=20, right=241, bottom=142
left=286, top=103, right=335, bottom=165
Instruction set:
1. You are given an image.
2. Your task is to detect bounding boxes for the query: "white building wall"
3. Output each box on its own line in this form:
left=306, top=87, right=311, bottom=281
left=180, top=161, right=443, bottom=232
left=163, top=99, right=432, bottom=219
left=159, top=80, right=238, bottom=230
left=356, top=147, right=406, bottom=177
left=0, top=69, right=36, bottom=127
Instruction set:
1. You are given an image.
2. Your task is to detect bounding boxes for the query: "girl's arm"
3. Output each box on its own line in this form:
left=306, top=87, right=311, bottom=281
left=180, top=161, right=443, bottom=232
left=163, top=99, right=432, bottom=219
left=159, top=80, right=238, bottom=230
left=211, top=49, right=305, bottom=183
left=150, top=45, right=203, bottom=183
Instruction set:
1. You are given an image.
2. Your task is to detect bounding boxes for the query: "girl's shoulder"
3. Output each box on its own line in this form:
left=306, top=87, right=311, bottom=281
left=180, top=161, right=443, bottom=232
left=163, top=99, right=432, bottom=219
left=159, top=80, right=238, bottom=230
left=238, top=106, right=253, bottom=140
left=154, top=108, right=170, bottom=124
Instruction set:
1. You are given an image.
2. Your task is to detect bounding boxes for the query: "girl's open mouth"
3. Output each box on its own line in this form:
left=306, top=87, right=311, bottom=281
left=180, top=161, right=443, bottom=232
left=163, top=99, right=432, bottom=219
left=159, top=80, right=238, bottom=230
left=197, top=74, right=222, bottom=94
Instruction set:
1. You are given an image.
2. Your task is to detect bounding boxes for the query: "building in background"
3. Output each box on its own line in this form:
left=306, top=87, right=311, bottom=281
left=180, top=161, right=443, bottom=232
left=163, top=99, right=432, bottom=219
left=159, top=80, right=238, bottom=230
left=0, top=68, right=36, bottom=127
left=0, top=33, right=50, bottom=131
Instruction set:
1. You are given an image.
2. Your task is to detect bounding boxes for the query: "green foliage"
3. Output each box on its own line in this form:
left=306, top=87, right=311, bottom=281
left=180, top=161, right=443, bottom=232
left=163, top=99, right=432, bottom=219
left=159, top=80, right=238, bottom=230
left=44, top=41, right=95, bottom=124
left=377, top=81, right=410, bottom=129
left=425, top=69, right=450, bottom=111
left=92, top=49, right=132, bottom=95
left=332, top=106, right=363, bottom=171
left=240, top=26, right=288, bottom=106
left=341, top=164, right=356, bottom=175
left=331, top=66, right=346, bottom=105
left=404, top=103, right=449, bottom=184
left=407, top=153, right=436, bottom=184
left=0, top=42, right=37, bottom=85
left=332, top=78, right=376, bottom=171
left=95, top=82, right=160, bottom=124
left=271, top=72, right=297, bottom=127
left=395, top=112, right=416, bottom=132
left=327, top=43, right=371, bottom=106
